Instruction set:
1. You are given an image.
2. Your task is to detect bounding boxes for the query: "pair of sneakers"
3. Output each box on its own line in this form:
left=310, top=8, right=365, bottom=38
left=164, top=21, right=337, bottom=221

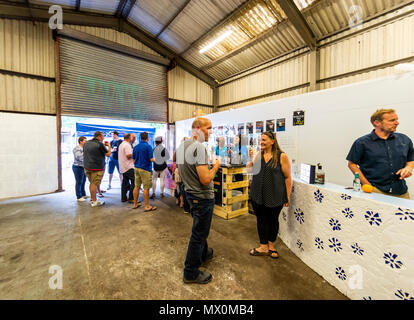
left=77, top=196, right=89, bottom=202
left=183, top=248, right=214, bottom=284
left=91, top=200, right=105, bottom=207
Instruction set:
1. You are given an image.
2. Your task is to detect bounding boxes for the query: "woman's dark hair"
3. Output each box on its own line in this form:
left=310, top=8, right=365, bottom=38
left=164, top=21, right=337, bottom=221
left=261, top=131, right=283, bottom=168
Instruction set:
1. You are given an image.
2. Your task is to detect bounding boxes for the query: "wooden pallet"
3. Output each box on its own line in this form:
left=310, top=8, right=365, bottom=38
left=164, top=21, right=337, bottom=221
left=213, top=166, right=249, bottom=220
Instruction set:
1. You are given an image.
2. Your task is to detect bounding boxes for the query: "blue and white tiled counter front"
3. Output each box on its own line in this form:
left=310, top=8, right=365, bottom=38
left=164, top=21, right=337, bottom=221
left=278, top=179, right=414, bottom=300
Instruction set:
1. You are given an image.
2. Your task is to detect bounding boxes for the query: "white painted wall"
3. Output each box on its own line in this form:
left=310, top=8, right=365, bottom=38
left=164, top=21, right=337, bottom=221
left=176, top=72, right=414, bottom=194
left=0, top=112, right=58, bottom=199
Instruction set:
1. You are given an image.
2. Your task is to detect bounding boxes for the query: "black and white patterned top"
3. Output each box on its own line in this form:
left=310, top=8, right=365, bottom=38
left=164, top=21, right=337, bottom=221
left=250, top=151, right=288, bottom=208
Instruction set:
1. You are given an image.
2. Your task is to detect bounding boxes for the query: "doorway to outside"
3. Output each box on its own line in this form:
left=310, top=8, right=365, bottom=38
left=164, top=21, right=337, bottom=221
left=61, top=116, right=167, bottom=199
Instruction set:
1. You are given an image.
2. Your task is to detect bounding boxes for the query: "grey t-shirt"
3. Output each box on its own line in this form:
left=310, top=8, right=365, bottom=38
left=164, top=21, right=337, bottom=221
left=176, top=139, right=214, bottom=200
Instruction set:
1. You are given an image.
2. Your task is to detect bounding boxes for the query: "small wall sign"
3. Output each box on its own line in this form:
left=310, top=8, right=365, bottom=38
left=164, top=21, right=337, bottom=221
left=293, top=110, right=305, bottom=126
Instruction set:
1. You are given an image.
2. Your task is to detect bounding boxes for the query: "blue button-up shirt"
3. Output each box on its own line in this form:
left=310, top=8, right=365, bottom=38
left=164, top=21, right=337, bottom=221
left=346, top=130, right=414, bottom=195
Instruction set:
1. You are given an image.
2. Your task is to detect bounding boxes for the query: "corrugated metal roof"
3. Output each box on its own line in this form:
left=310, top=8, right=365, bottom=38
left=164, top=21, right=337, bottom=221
left=302, top=0, right=411, bottom=39
left=128, top=0, right=189, bottom=37
left=17, top=0, right=414, bottom=82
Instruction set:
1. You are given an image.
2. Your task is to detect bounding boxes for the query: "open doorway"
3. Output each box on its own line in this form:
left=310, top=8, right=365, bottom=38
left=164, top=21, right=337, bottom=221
left=61, top=116, right=168, bottom=198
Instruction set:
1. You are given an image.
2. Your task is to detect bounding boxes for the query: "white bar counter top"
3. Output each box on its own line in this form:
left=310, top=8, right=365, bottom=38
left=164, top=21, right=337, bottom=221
left=278, top=178, right=414, bottom=300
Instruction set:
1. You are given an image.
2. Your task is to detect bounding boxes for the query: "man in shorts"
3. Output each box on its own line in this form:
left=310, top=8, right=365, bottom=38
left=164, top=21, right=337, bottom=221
left=132, top=132, right=157, bottom=211
left=83, top=131, right=111, bottom=207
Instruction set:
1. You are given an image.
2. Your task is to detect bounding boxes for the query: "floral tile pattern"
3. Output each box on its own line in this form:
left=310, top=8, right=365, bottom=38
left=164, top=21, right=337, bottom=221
left=342, top=207, right=354, bottom=219
left=335, top=267, right=347, bottom=281
left=314, top=237, right=324, bottom=250
left=395, top=290, right=414, bottom=300
left=278, top=181, right=411, bottom=300
left=294, top=208, right=305, bottom=224
left=329, top=218, right=342, bottom=231
left=395, top=207, right=414, bottom=221
left=351, top=243, right=364, bottom=256
left=364, top=211, right=382, bottom=226
left=314, top=189, right=324, bottom=203
left=328, top=238, right=342, bottom=252
left=383, top=252, right=403, bottom=269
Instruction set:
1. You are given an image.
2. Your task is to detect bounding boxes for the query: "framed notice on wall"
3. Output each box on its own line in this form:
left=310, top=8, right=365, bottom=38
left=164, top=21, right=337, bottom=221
left=293, top=111, right=305, bottom=126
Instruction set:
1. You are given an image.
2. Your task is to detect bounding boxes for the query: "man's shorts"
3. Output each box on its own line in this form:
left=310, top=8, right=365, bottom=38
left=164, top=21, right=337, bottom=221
left=134, top=168, right=152, bottom=190
left=108, top=159, right=120, bottom=174
left=84, top=169, right=104, bottom=186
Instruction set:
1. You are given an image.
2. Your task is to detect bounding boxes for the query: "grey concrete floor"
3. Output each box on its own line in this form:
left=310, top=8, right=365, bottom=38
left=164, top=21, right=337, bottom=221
left=0, top=185, right=348, bottom=300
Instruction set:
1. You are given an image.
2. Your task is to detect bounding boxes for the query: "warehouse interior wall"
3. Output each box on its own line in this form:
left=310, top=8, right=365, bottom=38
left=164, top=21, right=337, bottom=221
left=0, top=112, right=58, bottom=199
left=176, top=72, right=414, bottom=194
left=216, top=3, right=414, bottom=111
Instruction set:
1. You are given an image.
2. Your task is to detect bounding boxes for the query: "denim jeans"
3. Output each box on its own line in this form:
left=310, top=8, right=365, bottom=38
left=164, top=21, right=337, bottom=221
left=179, top=183, right=191, bottom=212
left=72, top=165, right=86, bottom=199
left=183, top=193, right=215, bottom=280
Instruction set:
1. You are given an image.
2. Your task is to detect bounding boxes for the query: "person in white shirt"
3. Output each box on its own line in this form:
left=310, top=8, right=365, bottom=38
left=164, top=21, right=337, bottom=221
left=118, top=133, right=137, bottom=203
left=151, top=136, right=170, bottom=199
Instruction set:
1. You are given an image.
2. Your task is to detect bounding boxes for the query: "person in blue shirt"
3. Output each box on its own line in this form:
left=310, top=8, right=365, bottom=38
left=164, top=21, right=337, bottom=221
left=132, top=132, right=157, bottom=211
left=346, top=109, right=414, bottom=199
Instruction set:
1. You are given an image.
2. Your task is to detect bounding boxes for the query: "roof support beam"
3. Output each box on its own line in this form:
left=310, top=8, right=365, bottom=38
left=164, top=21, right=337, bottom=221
left=115, top=0, right=128, bottom=17
left=123, top=0, right=137, bottom=19
left=180, top=0, right=254, bottom=55
left=75, top=0, right=81, bottom=12
left=156, top=0, right=192, bottom=39
left=120, top=20, right=216, bottom=87
left=276, top=0, right=316, bottom=50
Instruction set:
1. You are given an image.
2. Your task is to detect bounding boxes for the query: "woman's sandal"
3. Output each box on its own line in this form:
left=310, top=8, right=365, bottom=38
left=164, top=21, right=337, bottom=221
left=269, top=250, right=280, bottom=259
left=249, top=248, right=270, bottom=256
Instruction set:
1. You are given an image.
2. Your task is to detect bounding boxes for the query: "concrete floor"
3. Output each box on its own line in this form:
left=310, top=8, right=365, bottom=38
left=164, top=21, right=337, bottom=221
left=0, top=185, right=348, bottom=300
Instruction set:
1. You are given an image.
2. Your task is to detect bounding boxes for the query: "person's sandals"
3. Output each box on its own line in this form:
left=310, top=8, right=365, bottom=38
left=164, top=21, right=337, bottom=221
left=144, top=206, right=157, bottom=212
left=150, top=194, right=155, bottom=199
left=269, top=250, right=280, bottom=259
left=249, top=248, right=270, bottom=256
left=132, top=201, right=142, bottom=209
left=183, top=271, right=212, bottom=284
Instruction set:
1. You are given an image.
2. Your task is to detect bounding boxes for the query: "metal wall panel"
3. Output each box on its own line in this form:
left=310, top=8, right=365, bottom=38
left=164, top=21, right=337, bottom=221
left=168, top=66, right=213, bottom=105
left=169, top=100, right=213, bottom=123
left=66, top=24, right=162, bottom=57
left=218, top=53, right=309, bottom=105
left=320, top=8, right=414, bottom=79
left=218, top=86, right=309, bottom=111
left=319, top=63, right=414, bottom=90
left=0, top=74, right=56, bottom=114
left=59, top=37, right=167, bottom=122
left=0, top=19, right=55, bottom=77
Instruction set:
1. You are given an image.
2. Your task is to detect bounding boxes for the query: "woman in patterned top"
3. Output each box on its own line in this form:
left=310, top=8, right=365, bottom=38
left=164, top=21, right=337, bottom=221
left=247, top=131, right=292, bottom=259
left=72, top=136, right=88, bottom=202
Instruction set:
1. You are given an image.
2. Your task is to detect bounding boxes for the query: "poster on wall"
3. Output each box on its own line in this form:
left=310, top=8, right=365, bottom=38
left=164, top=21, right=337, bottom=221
left=256, top=121, right=264, bottom=133
left=266, top=119, right=275, bottom=132
left=293, top=111, right=305, bottom=126
left=246, top=122, right=254, bottom=134
left=238, top=123, right=245, bottom=135
left=229, top=124, right=236, bottom=136
left=277, top=118, right=286, bottom=132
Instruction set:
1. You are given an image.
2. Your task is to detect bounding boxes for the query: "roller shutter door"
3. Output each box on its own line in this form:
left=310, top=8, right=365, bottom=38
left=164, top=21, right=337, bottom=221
left=59, top=37, right=167, bottom=122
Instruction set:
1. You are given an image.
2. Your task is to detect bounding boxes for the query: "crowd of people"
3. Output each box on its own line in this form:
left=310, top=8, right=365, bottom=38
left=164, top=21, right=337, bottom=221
left=71, top=108, right=413, bottom=284
left=72, top=131, right=169, bottom=210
